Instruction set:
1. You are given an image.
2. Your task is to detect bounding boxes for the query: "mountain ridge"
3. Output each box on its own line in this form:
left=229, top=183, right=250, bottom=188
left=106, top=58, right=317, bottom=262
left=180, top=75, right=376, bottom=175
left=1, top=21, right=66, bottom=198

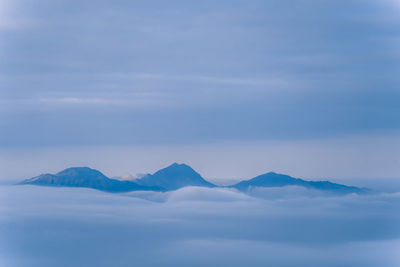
left=231, top=171, right=366, bottom=194
left=19, top=164, right=368, bottom=194
left=19, top=167, right=163, bottom=193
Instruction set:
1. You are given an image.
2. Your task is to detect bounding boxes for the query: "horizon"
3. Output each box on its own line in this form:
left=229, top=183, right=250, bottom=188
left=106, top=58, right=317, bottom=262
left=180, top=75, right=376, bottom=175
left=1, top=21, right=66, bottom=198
left=9, top=161, right=400, bottom=193
left=1, top=133, right=400, bottom=184
left=1, top=0, right=399, bottom=266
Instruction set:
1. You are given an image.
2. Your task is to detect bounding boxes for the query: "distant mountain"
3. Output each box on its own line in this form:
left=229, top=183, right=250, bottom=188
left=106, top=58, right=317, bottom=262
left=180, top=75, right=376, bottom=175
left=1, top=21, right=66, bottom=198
left=231, top=172, right=366, bottom=194
left=135, top=163, right=216, bottom=190
left=19, top=165, right=368, bottom=195
left=20, top=167, right=163, bottom=192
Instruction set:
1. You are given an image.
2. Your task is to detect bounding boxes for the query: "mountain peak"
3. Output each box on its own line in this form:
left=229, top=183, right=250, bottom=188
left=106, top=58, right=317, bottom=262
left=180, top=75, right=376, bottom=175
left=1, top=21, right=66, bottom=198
left=57, top=166, right=101, bottom=174
left=55, top=167, right=108, bottom=180
left=167, top=162, right=191, bottom=169
left=232, top=171, right=364, bottom=194
left=19, top=165, right=366, bottom=195
left=135, top=163, right=215, bottom=190
left=20, top=167, right=164, bottom=192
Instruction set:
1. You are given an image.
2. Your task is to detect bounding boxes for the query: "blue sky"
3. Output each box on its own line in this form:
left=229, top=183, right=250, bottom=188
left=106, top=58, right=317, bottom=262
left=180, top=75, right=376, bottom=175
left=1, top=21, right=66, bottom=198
left=0, top=0, right=399, bottom=180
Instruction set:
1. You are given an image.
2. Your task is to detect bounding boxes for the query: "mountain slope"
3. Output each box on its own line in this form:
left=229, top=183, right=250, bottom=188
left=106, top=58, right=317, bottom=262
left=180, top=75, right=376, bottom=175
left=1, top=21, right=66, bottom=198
left=135, top=163, right=216, bottom=190
left=232, top=172, right=365, bottom=194
left=20, top=167, right=163, bottom=192
left=19, top=166, right=367, bottom=195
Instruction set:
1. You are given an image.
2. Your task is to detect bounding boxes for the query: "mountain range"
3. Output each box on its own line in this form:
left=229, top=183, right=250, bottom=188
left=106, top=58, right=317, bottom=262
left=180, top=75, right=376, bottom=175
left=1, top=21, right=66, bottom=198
left=19, top=163, right=367, bottom=195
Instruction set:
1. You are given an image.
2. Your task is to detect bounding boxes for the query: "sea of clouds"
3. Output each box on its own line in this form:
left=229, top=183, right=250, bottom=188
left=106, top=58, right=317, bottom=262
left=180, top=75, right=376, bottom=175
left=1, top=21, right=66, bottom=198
left=0, top=185, right=399, bottom=267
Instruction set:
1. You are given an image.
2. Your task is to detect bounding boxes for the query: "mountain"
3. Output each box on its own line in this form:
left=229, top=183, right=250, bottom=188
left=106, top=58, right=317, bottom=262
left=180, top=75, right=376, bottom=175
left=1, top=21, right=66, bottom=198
left=135, top=163, right=216, bottom=190
left=19, top=165, right=367, bottom=195
left=20, top=167, right=163, bottom=192
left=231, top=172, right=366, bottom=194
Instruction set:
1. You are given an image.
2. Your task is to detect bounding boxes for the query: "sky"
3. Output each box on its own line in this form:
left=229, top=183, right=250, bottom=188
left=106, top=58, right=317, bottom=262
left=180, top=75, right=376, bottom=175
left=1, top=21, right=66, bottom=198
left=1, top=2, right=399, bottom=265
left=0, top=0, right=399, bottom=181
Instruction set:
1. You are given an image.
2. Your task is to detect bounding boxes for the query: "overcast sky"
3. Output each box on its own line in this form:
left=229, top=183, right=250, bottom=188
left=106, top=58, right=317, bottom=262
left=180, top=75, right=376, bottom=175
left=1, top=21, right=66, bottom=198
left=0, top=0, right=399, bottom=180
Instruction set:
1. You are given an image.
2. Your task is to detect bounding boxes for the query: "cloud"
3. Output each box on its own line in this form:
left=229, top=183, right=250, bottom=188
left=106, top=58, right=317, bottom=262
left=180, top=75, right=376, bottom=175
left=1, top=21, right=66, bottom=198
left=1, top=0, right=399, bottom=149
left=129, top=73, right=291, bottom=87
left=0, top=185, right=399, bottom=267
left=166, top=186, right=252, bottom=202
left=245, top=185, right=338, bottom=199
left=1, top=134, right=399, bottom=183
left=38, top=97, right=116, bottom=105
left=0, top=0, right=32, bottom=30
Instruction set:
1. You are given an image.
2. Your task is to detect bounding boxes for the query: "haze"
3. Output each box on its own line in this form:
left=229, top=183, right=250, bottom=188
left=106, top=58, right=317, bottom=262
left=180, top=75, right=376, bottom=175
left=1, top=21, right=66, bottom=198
left=0, top=1, right=399, bottom=266
left=1, top=0, right=399, bottom=181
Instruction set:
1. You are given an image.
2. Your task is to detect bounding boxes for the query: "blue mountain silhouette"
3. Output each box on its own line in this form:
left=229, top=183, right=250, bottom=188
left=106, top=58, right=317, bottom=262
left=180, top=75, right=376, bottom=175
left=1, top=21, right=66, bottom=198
left=135, top=163, right=216, bottom=190
left=231, top=171, right=366, bottom=194
left=19, top=167, right=163, bottom=192
left=19, top=164, right=367, bottom=195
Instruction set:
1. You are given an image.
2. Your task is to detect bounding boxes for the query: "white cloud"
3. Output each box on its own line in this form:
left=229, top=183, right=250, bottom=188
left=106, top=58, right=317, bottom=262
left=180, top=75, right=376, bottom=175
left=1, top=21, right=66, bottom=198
left=1, top=185, right=399, bottom=266
left=166, top=186, right=252, bottom=202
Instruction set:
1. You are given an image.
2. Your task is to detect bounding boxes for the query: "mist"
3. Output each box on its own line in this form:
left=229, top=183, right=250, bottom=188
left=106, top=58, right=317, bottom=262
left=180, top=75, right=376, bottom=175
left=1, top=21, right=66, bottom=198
left=1, top=185, right=399, bottom=267
left=1, top=0, right=399, bottom=265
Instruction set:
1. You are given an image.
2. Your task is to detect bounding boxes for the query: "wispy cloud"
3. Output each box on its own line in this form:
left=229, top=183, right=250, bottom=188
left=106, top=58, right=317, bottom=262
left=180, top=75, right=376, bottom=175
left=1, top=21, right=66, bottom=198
left=128, top=73, right=291, bottom=87
left=37, top=97, right=115, bottom=105
left=1, top=0, right=399, bottom=176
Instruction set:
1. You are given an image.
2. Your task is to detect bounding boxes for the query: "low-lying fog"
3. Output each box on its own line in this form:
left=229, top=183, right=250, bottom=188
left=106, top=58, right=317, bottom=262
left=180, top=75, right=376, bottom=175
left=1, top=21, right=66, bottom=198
left=1, top=185, right=399, bottom=267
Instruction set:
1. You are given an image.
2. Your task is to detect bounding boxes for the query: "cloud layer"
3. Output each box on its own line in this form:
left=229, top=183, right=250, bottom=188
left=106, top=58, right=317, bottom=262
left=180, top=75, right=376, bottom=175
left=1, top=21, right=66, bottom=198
left=1, top=0, right=399, bottom=147
left=1, top=185, right=399, bottom=267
